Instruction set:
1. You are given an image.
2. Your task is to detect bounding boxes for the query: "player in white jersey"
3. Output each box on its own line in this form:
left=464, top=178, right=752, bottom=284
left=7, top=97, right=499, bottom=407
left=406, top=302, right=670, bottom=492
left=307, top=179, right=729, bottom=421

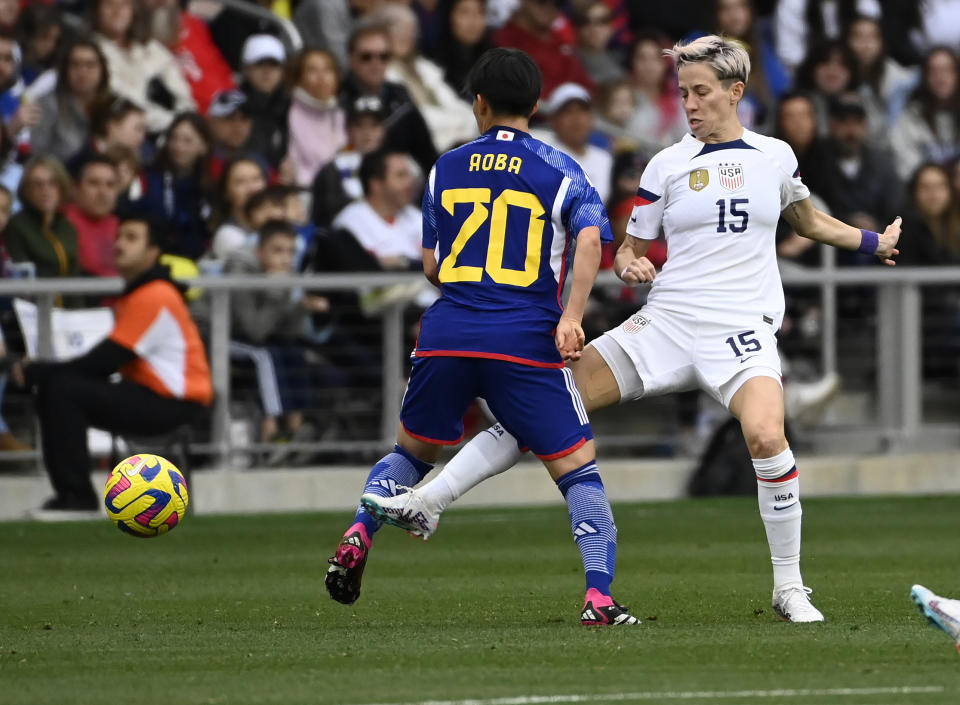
left=365, top=35, right=902, bottom=624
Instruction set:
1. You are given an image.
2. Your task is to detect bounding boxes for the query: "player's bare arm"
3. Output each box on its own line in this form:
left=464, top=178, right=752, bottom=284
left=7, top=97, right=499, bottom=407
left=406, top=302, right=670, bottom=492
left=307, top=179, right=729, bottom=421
left=613, top=234, right=657, bottom=285
left=556, top=225, right=602, bottom=361
left=422, top=247, right=440, bottom=288
left=782, top=197, right=902, bottom=266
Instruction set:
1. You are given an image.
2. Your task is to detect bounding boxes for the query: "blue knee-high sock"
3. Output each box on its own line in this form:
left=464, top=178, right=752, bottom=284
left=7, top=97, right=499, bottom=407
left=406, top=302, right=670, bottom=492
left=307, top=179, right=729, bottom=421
left=353, top=444, right=433, bottom=537
left=556, top=460, right=617, bottom=595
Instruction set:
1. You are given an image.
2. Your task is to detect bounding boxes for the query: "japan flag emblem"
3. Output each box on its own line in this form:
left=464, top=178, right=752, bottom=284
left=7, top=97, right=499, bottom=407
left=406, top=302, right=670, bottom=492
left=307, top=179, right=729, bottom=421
left=718, top=163, right=744, bottom=191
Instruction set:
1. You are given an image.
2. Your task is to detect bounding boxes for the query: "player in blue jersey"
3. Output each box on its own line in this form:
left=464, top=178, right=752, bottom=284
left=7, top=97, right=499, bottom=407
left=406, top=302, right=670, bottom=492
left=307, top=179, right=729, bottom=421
left=325, top=48, right=640, bottom=626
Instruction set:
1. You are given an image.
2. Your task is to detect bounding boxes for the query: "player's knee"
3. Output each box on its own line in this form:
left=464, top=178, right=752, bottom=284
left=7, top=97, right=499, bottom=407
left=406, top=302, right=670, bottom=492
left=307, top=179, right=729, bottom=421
left=742, top=422, right=786, bottom=459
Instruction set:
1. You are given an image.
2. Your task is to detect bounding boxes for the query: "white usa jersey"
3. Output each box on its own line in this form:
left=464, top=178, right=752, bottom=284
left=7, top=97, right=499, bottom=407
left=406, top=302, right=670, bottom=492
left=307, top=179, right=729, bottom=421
left=626, top=129, right=809, bottom=328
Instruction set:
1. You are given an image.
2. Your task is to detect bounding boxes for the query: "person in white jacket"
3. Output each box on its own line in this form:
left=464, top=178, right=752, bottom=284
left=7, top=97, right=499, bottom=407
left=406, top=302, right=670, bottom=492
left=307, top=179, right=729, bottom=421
left=375, top=3, right=478, bottom=152
left=91, top=0, right=195, bottom=134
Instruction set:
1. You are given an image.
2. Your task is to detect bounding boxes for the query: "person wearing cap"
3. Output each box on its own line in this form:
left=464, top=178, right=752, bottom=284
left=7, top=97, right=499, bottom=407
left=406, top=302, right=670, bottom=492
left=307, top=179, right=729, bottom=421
left=206, top=89, right=255, bottom=177
left=239, top=34, right=290, bottom=169
left=339, top=23, right=438, bottom=176
left=309, top=95, right=387, bottom=228
left=534, top=82, right=612, bottom=203
left=806, top=92, right=902, bottom=260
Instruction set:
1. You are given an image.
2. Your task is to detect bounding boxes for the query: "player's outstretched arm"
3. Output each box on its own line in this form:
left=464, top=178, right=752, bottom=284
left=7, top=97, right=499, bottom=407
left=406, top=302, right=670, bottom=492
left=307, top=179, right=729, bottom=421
left=613, top=234, right=656, bottom=284
left=557, top=226, right=602, bottom=361
left=782, top=197, right=902, bottom=266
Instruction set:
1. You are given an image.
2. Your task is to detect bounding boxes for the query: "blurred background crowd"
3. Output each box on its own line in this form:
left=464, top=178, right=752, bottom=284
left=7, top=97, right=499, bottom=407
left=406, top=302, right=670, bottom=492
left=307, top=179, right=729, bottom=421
left=0, top=0, right=959, bottom=464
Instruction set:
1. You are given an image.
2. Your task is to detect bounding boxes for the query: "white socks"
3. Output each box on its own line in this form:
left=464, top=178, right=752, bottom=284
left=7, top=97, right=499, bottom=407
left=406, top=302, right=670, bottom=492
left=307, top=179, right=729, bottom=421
left=753, top=447, right=804, bottom=591
left=419, top=423, right=524, bottom=511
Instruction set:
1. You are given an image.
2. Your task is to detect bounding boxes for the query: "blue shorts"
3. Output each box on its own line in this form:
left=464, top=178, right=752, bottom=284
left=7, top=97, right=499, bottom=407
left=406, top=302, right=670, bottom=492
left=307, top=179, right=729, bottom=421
left=400, top=356, right=592, bottom=460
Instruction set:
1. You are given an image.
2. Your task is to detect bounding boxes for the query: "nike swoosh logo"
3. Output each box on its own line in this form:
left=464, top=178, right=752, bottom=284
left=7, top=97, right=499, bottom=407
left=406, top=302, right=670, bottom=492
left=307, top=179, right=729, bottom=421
left=739, top=355, right=757, bottom=364
left=630, top=216, right=637, bottom=222
left=773, top=502, right=798, bottom=511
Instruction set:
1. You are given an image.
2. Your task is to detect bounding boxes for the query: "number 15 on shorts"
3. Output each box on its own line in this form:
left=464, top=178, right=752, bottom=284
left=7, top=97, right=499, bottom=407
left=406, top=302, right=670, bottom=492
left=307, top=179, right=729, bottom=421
left=725, top=330, right=761, bottom=358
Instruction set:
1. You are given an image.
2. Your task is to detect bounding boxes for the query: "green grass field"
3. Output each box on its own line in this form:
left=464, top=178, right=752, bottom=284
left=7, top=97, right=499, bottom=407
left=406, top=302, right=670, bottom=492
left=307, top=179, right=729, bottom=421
left=2, top=495, right=959, bottom=705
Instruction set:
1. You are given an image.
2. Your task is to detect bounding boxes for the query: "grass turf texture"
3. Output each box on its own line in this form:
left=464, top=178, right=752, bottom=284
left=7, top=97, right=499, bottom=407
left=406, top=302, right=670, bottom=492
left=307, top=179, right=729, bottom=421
left=1, top=496, right=959, bottom=705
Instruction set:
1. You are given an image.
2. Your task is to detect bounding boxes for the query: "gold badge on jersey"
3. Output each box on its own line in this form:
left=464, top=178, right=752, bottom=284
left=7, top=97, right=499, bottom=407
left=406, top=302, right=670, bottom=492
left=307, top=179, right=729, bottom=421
left=688, top=169, right=709, bottom=191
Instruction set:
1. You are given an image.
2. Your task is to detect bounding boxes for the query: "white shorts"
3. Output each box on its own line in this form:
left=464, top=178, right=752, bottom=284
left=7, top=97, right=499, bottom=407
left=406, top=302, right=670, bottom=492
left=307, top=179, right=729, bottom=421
left=592, top=305, right=782, bottom=409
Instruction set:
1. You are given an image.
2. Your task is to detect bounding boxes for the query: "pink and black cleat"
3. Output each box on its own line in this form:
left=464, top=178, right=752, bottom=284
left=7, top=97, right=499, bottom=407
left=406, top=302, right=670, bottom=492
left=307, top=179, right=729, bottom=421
left=581, top=588, right=642, bottom=626
left=325, top=523, right=371, bottom=605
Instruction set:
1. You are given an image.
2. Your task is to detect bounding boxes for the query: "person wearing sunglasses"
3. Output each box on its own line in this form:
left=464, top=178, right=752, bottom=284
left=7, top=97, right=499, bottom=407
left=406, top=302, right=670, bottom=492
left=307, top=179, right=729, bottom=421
left=339, top=22, right=437, bottom=177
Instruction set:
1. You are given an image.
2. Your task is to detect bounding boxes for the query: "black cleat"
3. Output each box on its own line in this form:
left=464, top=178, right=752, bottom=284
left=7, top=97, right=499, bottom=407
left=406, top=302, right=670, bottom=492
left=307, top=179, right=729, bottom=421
left=325, top=524, right=371, bottom=605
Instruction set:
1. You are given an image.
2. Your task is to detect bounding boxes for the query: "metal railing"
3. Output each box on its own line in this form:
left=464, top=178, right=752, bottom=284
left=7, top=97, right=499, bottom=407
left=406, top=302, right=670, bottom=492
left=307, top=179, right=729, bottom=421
left=2, top=265, right=959, bottom=467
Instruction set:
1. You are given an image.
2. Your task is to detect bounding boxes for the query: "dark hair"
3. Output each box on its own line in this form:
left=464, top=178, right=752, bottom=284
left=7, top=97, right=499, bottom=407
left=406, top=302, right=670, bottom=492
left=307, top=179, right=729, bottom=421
left=909, top=46, right=960, bottom=132
left=258, top=218, right=297, bottom=247
left=214, top=156, right=267, bottom=228
left=88, top=0, right=148, bottom=44
left=117, top=213, right=166, bottom=250
left=72, top=153, right=117, bottom=181
left=155, top=112, right=212, bottom=181
left=773, top=91, right=818, bottom=146
left=56, top=38, right=111, bottom=105
left=465, top=47, right=541, bottom=117
left=794, top=40, right=857, bottom=95
left=16, top=4, right=63, bottom=63
left=845, top=15, right=887, bottom=95
left=244, top=184, right=289, bottom=219
left=359, top=147, right=406, bottom=196
left=348, top=22, right=390, bottom=55
left=90, top=93, right=145, bottom=138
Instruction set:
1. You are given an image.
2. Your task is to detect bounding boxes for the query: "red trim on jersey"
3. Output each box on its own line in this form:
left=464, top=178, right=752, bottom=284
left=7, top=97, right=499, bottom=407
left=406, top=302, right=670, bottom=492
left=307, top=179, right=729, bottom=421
left=415, top=349, right=565, bottom=368
left=400, top=421, right=465, bottom=446
left=536, top=436, right=587, bottom=460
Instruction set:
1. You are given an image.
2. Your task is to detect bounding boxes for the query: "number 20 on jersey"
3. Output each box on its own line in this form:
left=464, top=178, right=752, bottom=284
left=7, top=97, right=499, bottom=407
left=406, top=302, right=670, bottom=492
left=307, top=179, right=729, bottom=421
left=438, top=188, right=545, bottom=288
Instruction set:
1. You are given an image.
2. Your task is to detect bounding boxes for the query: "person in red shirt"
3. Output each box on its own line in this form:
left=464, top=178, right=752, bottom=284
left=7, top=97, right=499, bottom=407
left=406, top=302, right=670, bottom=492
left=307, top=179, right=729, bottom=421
left=13, top=214, right=212, bottom=514
left=491, top=0, right=594, bottom=98
left=62, top=155, right=120, bottom=277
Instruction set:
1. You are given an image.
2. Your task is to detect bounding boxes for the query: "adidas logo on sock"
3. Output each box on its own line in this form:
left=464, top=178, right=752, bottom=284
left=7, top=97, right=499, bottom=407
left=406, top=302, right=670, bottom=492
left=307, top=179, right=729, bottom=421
left=375, top=479, right=398, bottom=495
left=573, top=521, right=598, bottom=538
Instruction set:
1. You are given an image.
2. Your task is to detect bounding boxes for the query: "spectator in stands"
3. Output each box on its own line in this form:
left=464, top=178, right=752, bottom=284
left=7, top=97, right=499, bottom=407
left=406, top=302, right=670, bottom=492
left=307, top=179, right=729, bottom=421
left=134, top=112, right=212, bottom=260
left=91, top=0, right=195, bottom=134
left=891, top=47, right=960, bottom=180
left=794, top=40, right=858, bottom=137
left=537, top=82, right=612, bottom=203
left=898, top=163, right=960, bottom=265
left=32, top=39, right=112, bottom=163
left=74, top=95, right=148, bottom=171
left=0, top=0, right=17, bottom=34
left=492, top=0, right=593, bottom=98
left=431, top=0, right=492, bottom=102
left=209, top=157, right=267, bottom=261
left=377, top=3, right=477, bottom=152
left=145, top=0, right=235, bottom=115
left=310, top=95, right=387, bottom=228
left=340, top=23, right=438, bottom=176
left=774, top=92, right=830, bottom=198
left=712, top=0, right=790, bottom=132
left=12, top=214, right=212, bottom=513
left=845, top=15, right=916, bottom=124
left=332, top=147, right=421, bottom=270
left=106, top=143, right=143, bottom=205
left=62, top=155, right=120, bottom=278
left=775, top=0, right=879, bottom=76
left=226, top=219, right=328, bottom=446
left=287, top=49, right=346, bottom=188
left=573, top=1, right=623, bottom=87
left=15, top=3, right=63, bottom=90
left=0, top=182, right=29, bottom=453
left=593, top=81, right=639, bottom=152
left=0, top=32, right=39, bottom=144
left=809, top=93, right=902, bottom=263
left=206, top=89, right=257, bottom=178
left=4, top=156, right=78, bottom=279
left=624, top=31, right=687, bottom=160
left=239, top=34, right=290, bottom=169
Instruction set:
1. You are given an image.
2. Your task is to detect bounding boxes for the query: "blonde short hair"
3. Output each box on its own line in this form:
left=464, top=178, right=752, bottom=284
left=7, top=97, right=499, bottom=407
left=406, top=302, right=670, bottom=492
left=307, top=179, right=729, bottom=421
left=666, top=35, right=751, bottom=85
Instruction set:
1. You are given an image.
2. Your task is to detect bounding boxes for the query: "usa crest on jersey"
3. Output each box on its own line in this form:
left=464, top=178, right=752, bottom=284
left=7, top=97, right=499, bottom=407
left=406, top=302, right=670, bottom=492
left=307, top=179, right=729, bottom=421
left=718, top=163, right=744, bottom=191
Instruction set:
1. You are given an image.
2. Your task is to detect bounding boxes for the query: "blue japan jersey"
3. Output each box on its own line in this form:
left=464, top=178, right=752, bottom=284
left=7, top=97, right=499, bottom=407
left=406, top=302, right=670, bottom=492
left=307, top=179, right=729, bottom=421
left=417, top=126, right=613, bottom=366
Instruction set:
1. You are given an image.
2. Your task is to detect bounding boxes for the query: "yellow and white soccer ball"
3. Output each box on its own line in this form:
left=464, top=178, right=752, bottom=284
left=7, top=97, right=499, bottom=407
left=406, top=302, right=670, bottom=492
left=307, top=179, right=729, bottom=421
left=103, top=454, right=189, bottom=537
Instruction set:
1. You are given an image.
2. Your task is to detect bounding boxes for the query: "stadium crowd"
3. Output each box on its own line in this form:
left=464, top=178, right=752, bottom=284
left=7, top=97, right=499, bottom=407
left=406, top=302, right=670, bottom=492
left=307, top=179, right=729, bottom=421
left=1, top=0, right=959, bottom=459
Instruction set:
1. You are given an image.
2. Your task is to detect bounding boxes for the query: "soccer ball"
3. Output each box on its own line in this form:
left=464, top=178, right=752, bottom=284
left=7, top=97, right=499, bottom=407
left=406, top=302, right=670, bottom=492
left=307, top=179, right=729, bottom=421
left=103, top=454, right=189, bottom=537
